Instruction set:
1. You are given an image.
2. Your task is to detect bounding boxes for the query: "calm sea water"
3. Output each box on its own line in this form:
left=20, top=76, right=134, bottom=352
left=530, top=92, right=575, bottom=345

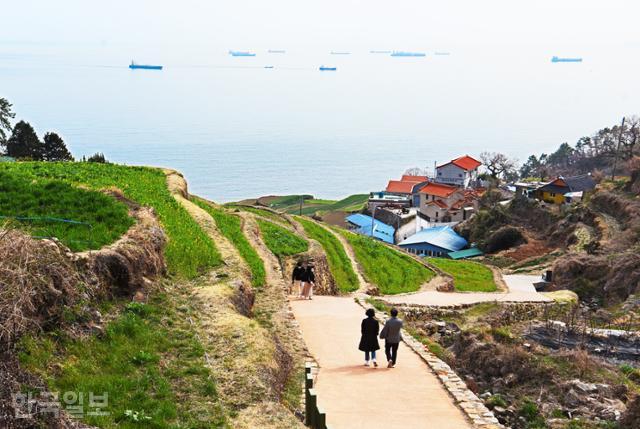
left=2, top=42, right=639, bottom=202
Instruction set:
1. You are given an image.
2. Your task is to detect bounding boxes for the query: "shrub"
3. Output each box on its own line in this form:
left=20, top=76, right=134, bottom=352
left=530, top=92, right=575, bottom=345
left=484, top=226, right=525, bottom=253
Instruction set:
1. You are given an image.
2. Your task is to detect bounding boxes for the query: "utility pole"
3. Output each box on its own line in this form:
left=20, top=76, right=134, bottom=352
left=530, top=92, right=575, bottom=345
left=370, top=206, right=378, bottom=238
left=611, top=116, right=626, bottom=181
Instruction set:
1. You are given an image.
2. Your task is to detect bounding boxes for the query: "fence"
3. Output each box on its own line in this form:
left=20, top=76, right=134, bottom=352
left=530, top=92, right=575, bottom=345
left=0, top=215, right=94, bottom=249
left=304, top=362, right=331, bottom=429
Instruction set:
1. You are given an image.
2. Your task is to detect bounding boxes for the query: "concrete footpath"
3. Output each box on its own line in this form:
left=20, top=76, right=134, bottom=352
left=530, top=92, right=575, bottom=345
left=384, top=274, right=552, bottom=307
left=290, top=296, right=471, bottom=429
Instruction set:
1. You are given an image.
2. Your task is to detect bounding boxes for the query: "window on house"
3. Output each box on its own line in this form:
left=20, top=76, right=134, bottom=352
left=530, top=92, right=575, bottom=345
left=458, top=174, right=462, bottom=177
left=550, top=192, right=556, bottom=197
left=435, top=212, right=438, bottom=218
left=438, top=171, right=442, bottom=175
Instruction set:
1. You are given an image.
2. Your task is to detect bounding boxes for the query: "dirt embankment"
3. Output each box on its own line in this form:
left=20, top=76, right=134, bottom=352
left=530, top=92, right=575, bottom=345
left=0, top=194, right=166, bottom=428
left=164, top=173, right=305, bottom=428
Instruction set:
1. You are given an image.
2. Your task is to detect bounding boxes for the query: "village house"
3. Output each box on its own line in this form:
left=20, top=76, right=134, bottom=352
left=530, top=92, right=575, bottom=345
left=417, top=182, right=481, bottom=223
left=434, top=155, right=482, bottom=188
left=533, top=174, right=596, bottom=205
left=398, top=225, right=468, bottom=257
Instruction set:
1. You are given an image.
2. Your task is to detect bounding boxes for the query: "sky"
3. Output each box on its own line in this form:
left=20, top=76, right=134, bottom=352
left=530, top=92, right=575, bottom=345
left=3, top=0, right=640, bottom=49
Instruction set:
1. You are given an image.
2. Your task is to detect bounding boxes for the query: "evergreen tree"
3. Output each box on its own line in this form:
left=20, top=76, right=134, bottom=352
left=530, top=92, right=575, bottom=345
left=0, top=97, right=15, bottom=151
left=6, top=121, right=43, bottom=160
left=87, top=152, right=107, bottom=163
left=43, top=132, right=74, bottom=161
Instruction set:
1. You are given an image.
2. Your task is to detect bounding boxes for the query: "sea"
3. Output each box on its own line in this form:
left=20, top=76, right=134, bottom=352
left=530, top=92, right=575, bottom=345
left=2, top=42, right=639, bottom=202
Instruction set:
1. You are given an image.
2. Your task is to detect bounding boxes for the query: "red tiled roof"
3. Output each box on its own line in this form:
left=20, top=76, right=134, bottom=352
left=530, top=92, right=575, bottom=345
left=418, top=182, right=458, bottom=198
left=428, top=200, right=449, bottom=209
left=437, top=155, right=482, bottom=171
left=386, top=180, right=417, bottom=194
left=401, top=175, right=428, bottom=183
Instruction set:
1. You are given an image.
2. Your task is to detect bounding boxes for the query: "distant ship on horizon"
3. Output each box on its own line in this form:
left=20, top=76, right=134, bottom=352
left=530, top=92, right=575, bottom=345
left=319, top=66, right=337, bottom=71
left=370, top=50, right=392, bottom=54
left=390, top=51, right=426, bottom=57
left=551, top=56, right=582, bottom=63
left=330, top=51, right=351, bottom=55
left=268, top=49, right=286, bottom=54
left=129, top=61, right=163, bottom=70
left=434, top=52, right=451, bottom=56
left=229, top=50, right=256, bottom=57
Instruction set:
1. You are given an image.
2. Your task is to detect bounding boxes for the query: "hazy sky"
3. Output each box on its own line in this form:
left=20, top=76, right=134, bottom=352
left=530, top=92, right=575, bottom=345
left=3, top=0, right=640, bottom=48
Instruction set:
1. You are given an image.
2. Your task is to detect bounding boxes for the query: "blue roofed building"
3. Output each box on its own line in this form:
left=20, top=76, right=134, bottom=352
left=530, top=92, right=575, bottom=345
left=345, top=214, right=395, bottom=244
left=398, top=225, right=467, bottom=257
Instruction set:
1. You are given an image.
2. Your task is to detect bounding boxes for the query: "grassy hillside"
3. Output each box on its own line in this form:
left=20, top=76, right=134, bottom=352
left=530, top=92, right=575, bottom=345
left=19, top=289, right=227, bottom=428
left=296, top=217, right=359, bottom=292
left=427, top=258, right=497, bottom=292
left=226, top=205, right=290, bottom=225
left=243, top=194, right=368, bottom=216
left=193, top=199, right=266, bottom=288
left=0, top=170, right=133, bottom=251
left=256, top=219, right=308, bottom=257
left=0, top=162, right=221, bottom=278
left=336, top=229, right=434, bottom=294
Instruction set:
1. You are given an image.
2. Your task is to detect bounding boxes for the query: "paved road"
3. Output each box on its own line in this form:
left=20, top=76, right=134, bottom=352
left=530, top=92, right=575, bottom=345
left=290, top=296, right=470, bottom=429
left=384, top=274, right=551, bottom=307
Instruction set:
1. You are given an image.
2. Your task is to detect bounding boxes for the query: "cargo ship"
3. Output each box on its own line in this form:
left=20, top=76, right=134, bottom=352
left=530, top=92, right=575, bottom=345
left=390, top=51, right=426, bottom=57
left=268, top=50, right=286, bottom=54
left=370, top=50, right=392, bottom=54
left=434, top=52, right=451, bottom=56
left=551, top=56, right=582, bottom=63
left=330, top=51, right=351, bottom=55
left=129, top=61, right=163, bottom=70
left=319, top=66, right=337, bottom=71
left=229, top=50, right=256, bottom=57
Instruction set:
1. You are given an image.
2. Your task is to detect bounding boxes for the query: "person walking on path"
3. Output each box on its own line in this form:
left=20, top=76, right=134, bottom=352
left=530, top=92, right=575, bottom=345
left=291, top=261, right=304, bottom=297
left=358, top=308, right=380, bottom=367
left=379, top=308, right=403, bottom=368
left=300, top=262, right=316, bottom=300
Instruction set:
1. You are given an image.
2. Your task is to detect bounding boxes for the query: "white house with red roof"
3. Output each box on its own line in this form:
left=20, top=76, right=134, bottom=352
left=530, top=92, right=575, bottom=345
left=435, top=155, right=482, bottom=188
left=417, top=182, right=483, bottom=223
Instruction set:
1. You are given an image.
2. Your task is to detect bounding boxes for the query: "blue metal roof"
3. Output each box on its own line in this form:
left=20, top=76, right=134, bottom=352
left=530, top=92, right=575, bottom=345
left=398, top=226, right=467, bottom=252
left=346, top=214, right=395, bottom=244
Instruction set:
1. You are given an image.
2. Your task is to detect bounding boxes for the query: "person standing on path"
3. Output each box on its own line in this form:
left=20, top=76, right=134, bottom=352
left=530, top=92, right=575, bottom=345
left=358, top=308, right=380, bottom=367
left=300, top=262, right=316, bottom=300
left=379, top=308, right=403, bottom=368
left=291, top=261, right=304, bottom=297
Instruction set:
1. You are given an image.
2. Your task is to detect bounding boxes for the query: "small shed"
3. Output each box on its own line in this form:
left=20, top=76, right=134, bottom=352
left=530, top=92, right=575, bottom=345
left=447, top=247, right=483, bottom=260
left=398, top=225, right=467, bottom=257
left=345, top=214, right=396, bottom=244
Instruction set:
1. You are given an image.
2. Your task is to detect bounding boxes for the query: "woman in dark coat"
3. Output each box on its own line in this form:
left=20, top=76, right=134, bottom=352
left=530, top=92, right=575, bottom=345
left=358, top=308, right=380, bottom=367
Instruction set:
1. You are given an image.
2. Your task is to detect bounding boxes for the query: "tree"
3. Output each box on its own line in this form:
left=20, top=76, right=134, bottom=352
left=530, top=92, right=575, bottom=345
left=404, top=167, right=427, bottom=176
left=43, top=132, right=74, bottom=161
left=479, top=151, right=517, bottom=180
left=6, top=121, right=43, bottom=160
left=87, top=152, right=107, bottom=163
left=0, top=97, right=15, bottom=151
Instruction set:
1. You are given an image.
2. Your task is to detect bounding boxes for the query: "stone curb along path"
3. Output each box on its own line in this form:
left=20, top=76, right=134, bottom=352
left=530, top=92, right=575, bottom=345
left=354, top=294, right=504, bottom=429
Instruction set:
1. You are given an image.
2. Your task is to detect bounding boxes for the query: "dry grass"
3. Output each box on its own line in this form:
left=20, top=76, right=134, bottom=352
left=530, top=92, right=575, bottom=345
left=0, top=227, right=82, bottom=350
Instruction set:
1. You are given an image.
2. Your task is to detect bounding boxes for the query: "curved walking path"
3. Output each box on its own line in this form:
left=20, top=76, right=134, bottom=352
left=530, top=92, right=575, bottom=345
left=290, top=296, right=471, bottom=429
left=383, top=274, right=552, bottom=306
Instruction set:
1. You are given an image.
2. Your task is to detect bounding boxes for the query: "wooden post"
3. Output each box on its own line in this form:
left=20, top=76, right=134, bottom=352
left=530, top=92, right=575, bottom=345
left=305, top=374, right=313, bottom=426
left=307, top=389, right=317, bottom=428
left=316, top=406, right=327, bottom=429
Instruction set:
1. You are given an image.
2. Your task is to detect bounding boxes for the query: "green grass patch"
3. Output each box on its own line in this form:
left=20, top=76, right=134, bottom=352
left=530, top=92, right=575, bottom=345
left=296, top=217, right=359, bottom=292
left=256, top=219, right=308, bottom=257
left=194, top=199, right=266, bottom=288
left=427, top=258, right=497, bottom=292
left=337, top=229, right=434, bottom=294
left=227, top=205, right=290, bottom=225
left=246, top=194, right=368, bottom=216
left=0, top=170, right=133, bottom=251
left=18, top=291, right=227, bottom=428
left=0, top=162, right=221, bottom=278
